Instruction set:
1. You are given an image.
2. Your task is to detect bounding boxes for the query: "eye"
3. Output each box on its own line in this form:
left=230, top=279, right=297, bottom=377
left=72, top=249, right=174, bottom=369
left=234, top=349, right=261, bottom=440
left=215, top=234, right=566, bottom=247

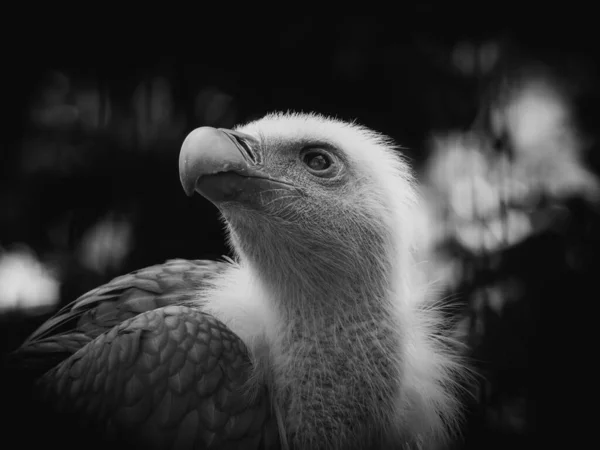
left=304, top=152, right=331, bottom=171
left=301, top=148, right=338, bottom=176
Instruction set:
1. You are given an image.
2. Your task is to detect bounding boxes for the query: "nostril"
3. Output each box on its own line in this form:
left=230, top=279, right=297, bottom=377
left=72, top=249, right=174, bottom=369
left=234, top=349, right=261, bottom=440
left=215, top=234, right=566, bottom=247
left=219, top=129, right=261, bottom=166
left=234, top=136, right=259, bottom=165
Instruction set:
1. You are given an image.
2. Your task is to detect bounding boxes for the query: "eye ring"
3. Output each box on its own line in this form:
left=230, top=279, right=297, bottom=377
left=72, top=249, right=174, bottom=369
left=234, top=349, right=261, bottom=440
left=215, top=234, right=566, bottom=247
left=300, top=148, right=338, bottom=177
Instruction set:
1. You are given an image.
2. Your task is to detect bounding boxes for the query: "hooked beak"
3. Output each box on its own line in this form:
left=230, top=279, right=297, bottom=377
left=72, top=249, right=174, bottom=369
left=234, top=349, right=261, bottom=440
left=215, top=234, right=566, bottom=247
left=179, top=127, right=294, bottom=205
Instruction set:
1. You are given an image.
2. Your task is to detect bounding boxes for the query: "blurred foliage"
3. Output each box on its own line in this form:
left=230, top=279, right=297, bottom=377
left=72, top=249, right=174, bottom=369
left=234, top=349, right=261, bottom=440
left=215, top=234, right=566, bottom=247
left=2, top=14, right=599, bottom=449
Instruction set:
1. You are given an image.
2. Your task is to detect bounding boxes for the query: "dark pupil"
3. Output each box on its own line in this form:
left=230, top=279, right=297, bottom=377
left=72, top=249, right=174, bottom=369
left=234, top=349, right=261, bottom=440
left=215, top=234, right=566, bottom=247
left=306, top=153, right=330, bottom=171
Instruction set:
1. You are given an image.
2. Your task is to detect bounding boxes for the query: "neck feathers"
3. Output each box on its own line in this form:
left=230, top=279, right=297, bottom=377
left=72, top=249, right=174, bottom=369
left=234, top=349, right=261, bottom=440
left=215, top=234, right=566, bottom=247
left=197, top=213, right=466, bottom=449
left=231, top=224, right=410, bottom=449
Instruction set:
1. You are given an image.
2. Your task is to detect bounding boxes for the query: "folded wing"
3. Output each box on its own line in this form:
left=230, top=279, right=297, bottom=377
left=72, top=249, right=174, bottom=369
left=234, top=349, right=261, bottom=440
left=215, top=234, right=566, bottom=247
left=10, top=259, right=279, bottom=450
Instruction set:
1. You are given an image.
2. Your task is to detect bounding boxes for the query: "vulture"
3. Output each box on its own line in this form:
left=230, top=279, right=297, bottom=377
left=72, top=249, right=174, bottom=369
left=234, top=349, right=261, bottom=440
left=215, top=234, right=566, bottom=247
left=9, top=112, right=467, bottom=450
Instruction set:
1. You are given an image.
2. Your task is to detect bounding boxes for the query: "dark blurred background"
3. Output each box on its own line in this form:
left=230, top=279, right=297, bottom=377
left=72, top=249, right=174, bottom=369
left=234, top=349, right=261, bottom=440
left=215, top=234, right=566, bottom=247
left=2, top=12, right=598, bottom=449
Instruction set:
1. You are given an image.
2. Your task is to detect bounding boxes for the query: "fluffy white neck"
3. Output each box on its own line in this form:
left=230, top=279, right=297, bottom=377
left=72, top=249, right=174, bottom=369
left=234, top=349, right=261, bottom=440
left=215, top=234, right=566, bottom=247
left=200, top=243, right=412, bottom=450
left=197, top=228, right=463, bottom=449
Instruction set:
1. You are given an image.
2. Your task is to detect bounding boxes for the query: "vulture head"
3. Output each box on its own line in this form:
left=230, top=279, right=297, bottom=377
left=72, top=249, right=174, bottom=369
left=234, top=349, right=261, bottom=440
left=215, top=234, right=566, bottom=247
left=179, top=112, right=466, bottom=449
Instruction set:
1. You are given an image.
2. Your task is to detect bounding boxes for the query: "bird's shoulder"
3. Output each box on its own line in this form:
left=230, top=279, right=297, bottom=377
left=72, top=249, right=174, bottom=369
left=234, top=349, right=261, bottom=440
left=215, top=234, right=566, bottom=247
left=13, top=258, right=230, bottom=372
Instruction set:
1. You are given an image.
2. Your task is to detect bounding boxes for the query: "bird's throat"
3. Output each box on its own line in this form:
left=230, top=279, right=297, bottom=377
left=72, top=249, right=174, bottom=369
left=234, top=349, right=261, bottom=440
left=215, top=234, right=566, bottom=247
left=257, top=262, right=404, bottom=450
left=225, top=216, right=405, bottom=448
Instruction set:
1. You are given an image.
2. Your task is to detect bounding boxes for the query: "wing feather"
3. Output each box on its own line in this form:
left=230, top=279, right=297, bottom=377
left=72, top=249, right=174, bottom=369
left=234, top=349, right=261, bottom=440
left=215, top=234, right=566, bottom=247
left=35, top=306, right=277, bottom=449
left=8, top=258, right=280, bottom=449
left=13, top=259, right=228, bottom=373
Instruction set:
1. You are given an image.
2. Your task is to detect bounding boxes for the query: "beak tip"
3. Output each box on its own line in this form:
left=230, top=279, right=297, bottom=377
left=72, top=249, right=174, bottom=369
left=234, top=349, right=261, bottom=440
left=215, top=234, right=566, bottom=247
left=178, top=157, right=192, bottom=196
left=180, top=173, right=197, bottom=197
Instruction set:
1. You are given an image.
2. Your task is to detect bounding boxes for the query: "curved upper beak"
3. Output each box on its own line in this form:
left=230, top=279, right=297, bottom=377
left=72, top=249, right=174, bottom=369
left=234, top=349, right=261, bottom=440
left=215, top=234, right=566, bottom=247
left=179, top=127, right=294, bottom=205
